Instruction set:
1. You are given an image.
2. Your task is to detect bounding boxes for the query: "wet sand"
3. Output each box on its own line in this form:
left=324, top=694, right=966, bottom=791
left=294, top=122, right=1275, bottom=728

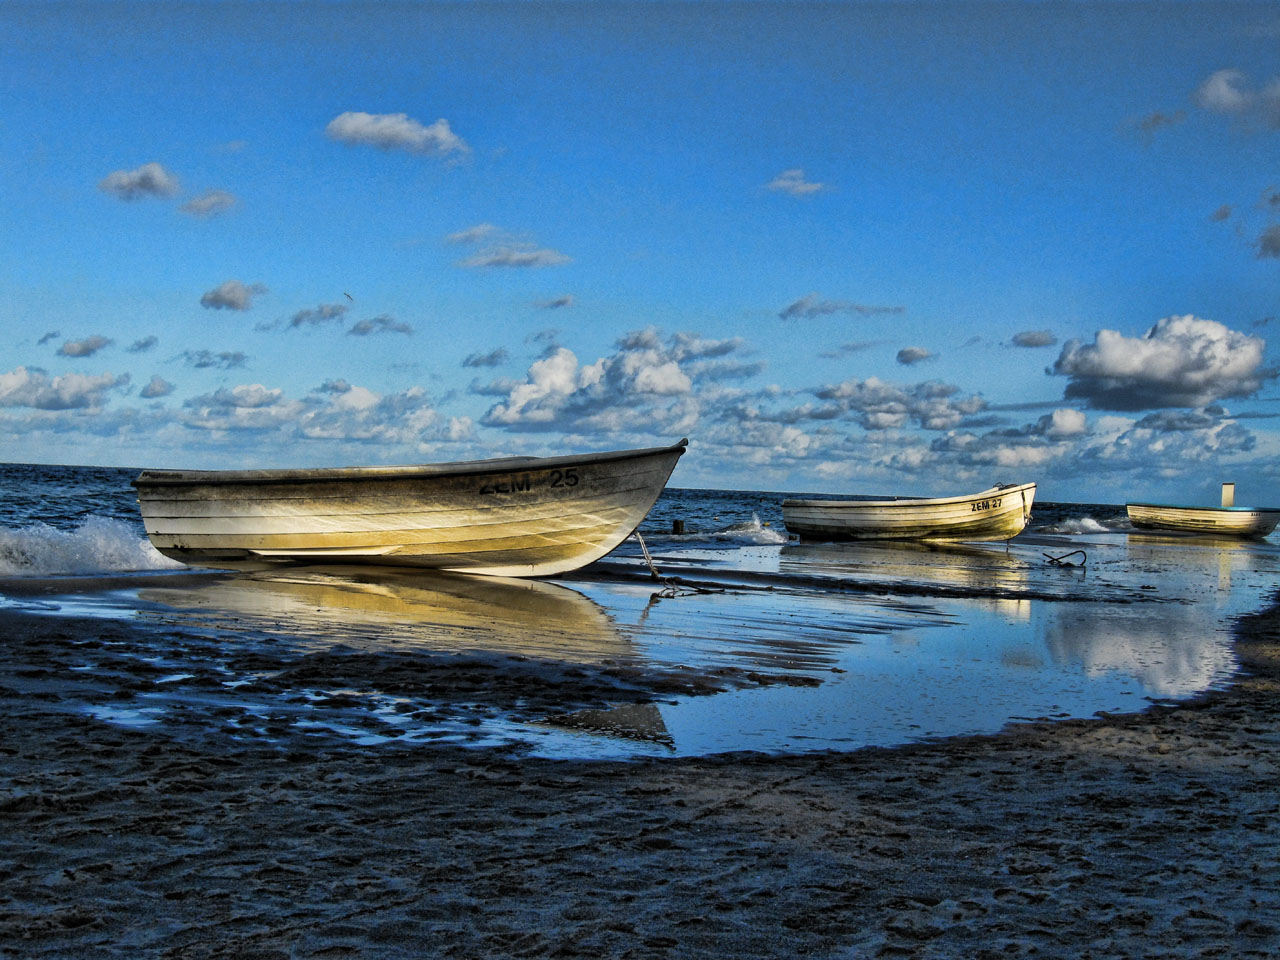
left=2, top=581, right=1279, bottom=960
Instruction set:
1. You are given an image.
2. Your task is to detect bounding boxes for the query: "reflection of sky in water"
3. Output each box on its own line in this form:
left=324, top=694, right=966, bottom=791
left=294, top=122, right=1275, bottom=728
left=6, top=530, right=1278, bottom=758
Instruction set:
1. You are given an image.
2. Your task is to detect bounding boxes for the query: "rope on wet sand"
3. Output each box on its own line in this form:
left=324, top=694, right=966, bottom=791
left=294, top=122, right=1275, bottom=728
left=1044, top=549, right=1087, bottom=566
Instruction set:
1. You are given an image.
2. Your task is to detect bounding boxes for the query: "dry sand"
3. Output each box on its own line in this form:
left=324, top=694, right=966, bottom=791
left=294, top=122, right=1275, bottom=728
left=2, top=594, right=1279, bottom=959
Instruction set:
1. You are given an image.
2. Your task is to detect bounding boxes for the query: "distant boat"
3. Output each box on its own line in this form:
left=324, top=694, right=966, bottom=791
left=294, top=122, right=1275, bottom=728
left=782, top=482, right=1036, bottom=543
left=1126, top=484, right=1280, bottom=538
left=134, top=440, right=687, bottom=577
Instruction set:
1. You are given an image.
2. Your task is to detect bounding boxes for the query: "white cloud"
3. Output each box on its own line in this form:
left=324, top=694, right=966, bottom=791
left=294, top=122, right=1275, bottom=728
left=1052, top=315, right=1274, bottom=410
left=289, top=303, right=349, bottom=328
left=779, top=294, right=905, bottom=320
left=446, top=223, right=501, bottom=245
left=139, top=376, right=174, bottom=399
left=812, top=376, right=985, bottom=431
left=457, top=246, right=571, bottom=269
left=201, top=280, right=267, bottom=311
left=58, top=335, right=113, bottom=358
left=127, top=336, right=158, bottom=353
left=326, top=112, right=470, bottom=157
left=765, top=169, right=828, bottom=196
left=348, top=315, right=412, bottom=336
left=463, top=348, right=509, bottom=369
left=1012, top=330, right=1057, bottom=348
left=0, top=367, right=128, bottom=410
left=448, top=223, right=571, bottom=269
left=479, top=328, right=753, bottom=434
left=1195, top=69, right=1253, bottom=113
left=181, top=190, right=238, bottom=218
left=179, top=350, right=248, bottom=370
left=98, top=162, right=180, bottom=200
left=1037, top=408, right=1088, bottom=438
left=896, top=346, right=933, bottom=366
left=1193, top=69, right=1280, bottom=129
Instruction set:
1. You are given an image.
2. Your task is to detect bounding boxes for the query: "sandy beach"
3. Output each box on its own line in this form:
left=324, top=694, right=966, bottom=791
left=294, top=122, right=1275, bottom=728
left=2, top=574, right=1279, bottom=960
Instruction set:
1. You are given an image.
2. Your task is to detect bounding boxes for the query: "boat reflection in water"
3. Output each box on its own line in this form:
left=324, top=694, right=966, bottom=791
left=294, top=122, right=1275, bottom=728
left=1126, top=533, right=1258, bottom=597
left=779, top=539, right=1032, bottom=619
left=136, top=565, right=628, bottom=662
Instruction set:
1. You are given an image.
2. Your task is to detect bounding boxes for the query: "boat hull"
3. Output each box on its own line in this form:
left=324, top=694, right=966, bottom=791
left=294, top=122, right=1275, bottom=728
left=134, top=441, right=686, bottom=577
left=1125, top=503, right=1280, bottom=538
left=782, top=483, right=1036, bottom=543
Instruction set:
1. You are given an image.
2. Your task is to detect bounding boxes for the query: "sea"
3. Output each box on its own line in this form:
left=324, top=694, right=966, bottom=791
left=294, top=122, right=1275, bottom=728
left=2, top=461, right=1276, bottom=759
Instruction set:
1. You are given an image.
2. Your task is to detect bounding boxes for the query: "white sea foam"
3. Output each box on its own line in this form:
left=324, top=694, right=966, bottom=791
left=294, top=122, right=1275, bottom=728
left=714, top=513, right=788, bottom=545
left=1043, top=517, right=1110, bottom=535
left=0, top=516, right=183, bottom=576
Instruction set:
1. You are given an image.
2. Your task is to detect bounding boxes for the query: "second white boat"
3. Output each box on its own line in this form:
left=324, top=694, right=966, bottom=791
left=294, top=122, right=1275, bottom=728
left=782, top=482, right=1036, bottom=543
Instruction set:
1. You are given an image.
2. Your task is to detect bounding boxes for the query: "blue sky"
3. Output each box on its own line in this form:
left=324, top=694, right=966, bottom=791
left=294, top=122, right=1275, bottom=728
left=3, top=1, right=1279, bottom=504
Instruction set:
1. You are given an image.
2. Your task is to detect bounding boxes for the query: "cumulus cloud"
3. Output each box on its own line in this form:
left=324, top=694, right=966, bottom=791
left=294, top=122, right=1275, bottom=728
left=179, top=350, right=248, bottom=370
left=348, top=315, right=413, bottom=336
left=325, top=112, right=470, bottom=157
left=1195, top=69, right=1254, bottom=113
left=58, top=335, right=113, bottom=358
left=1051, top=315, right=1274, bottom=410
left=127, top=336, right=158, bottom=353
left=808, top=377, right=986, bottom=431
left=181, top=190, right=238, bottom=218
left=1034, top=408, right=1088, bottom=438
left=1193, top=69, right=1280, bottom=128
left=1074, top=410, right=1256, bottom=470
left=1012, top=330, right=1057, bottom=348
left=779, top=294, right=905, bottom=320
left=479, top=328, right=751, bottom=434
left=98, top=162, right=180, bottom=200
left=896, top=347, right=933, bottom=366
left=0, top=366, right=129, bottom=410
left=139, top=375, right=174, bottom=399
left=201, top=280, right=268, bottom=311
left=463, top=348, right=509, bottom=368
left=289, top=303, right=349, bottom=328
left=765, top=168, right=828, bottom=196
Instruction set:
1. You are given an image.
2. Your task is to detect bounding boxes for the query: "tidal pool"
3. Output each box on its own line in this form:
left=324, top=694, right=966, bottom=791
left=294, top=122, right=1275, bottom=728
left=1, top=529, right=1273, bottom=759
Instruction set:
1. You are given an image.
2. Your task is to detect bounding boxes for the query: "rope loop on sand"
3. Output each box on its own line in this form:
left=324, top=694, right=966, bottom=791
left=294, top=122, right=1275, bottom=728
left=632, top=530, right=724, bottom=602
left=1044, top=549, right=1087, bottom=566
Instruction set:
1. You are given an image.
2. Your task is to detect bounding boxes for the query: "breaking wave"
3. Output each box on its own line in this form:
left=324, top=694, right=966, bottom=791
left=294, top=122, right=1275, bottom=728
left=710, top=513, right=789, bottom=545
left=0, top=516, right=183, bottom=576
left=1041, top=517, right=1112, bottom=535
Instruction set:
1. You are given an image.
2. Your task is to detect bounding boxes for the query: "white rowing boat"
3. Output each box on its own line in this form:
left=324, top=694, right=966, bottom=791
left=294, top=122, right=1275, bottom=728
left=1126, top=482, right=1280, bottom=538
left=782, top=482, right=1036, bottom=543
left=134, top=440, right=687, bottom=577
left=1125, top=503, right=1280, bottom=538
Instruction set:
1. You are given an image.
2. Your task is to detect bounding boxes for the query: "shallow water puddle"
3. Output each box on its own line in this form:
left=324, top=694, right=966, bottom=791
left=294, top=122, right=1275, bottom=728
left=3, top=531, right=1276, bottom=758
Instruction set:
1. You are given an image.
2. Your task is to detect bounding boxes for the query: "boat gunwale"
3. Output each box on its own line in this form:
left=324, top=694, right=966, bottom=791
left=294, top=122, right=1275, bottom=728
left=1125, top=502, right=1280, bottom=515
left=133, top=439, right=688, bottom=488
left=782, top=481, right=1036, bottom=511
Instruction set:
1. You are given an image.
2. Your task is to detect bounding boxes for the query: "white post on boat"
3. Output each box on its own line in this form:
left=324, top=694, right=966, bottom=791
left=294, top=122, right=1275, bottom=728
left=1221, top=482, right=1235, bottom=508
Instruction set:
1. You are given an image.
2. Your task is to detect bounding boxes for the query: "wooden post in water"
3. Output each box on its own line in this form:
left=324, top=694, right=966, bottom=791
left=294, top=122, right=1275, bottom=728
left=1222, top=482, right=1235, bottom=508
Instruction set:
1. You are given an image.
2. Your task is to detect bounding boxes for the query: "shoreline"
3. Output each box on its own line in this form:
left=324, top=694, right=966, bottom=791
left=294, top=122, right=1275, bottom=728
left=2, top=590, right=1279, bottom=958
